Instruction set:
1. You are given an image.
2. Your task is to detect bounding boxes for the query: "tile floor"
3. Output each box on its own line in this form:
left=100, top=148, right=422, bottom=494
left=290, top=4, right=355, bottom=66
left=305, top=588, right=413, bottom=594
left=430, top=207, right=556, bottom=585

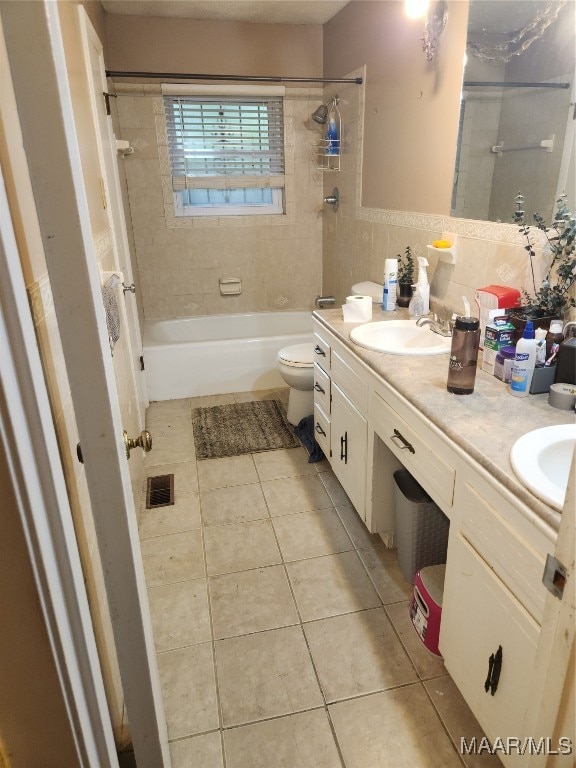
left=139, top=389, right=501, bottom=768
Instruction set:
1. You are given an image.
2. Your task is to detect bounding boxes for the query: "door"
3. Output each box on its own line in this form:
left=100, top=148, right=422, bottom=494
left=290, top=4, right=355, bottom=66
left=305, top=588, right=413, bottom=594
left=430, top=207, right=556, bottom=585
left=0, top=3, right=170, bottom=766
left=330, top=383, right=367, bottom=514
left=78, top=7, right=147, bottom=433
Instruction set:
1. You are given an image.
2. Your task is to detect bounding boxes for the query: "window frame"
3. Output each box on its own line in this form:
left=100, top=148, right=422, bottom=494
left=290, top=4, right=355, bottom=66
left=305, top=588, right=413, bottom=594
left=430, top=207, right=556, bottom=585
left=163, top=86, right=286, bottom=219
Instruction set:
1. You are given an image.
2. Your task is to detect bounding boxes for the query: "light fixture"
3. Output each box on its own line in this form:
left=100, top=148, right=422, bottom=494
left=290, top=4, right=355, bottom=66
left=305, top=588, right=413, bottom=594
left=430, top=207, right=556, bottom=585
left=405, top=0, right=429, bottom=20
left=405, top=0, right=447, bottom=61
left=311, top=97, right=338, bottom=125
left=421, top=0, right=448, bottom=61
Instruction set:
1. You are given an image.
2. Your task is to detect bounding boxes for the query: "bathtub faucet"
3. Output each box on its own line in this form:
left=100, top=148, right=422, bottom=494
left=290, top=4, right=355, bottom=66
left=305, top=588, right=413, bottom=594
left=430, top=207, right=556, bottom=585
left=315, top=295, right=336, bottom=308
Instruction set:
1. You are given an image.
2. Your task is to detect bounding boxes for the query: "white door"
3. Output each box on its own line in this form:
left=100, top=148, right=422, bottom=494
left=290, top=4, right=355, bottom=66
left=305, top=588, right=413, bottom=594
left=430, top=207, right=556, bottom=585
left=0, top=3, right=170, bottom=766
left=78, top=8, right=147, bottom=431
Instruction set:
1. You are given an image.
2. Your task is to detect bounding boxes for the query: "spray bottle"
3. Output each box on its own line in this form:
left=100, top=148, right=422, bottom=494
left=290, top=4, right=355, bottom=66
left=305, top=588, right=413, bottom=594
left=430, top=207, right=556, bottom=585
left=416, top=256, right=430, bottom=315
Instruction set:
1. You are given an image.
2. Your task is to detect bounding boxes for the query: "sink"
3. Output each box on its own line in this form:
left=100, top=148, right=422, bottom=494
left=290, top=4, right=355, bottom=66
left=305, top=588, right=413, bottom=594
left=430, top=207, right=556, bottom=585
left=349, top=320, right=452, bottom=355
left=510, top=424, right=576, bottom=511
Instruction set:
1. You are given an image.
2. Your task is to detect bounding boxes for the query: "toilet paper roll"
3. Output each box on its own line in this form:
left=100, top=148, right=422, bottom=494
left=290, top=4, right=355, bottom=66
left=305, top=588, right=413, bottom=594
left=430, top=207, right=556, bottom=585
left=342, top=295, right=372, bottom=322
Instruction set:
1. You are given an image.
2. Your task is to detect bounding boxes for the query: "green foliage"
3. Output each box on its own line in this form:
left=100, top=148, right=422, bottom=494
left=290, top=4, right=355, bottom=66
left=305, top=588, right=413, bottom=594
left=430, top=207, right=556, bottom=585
left=397, top=246, right=414, bottom=284
left=516, top=194, right=576, bottom=319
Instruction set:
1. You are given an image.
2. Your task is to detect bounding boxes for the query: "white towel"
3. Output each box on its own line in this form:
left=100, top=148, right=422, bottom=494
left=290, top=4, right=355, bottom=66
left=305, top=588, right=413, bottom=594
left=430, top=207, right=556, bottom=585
left=102, top=275, right=120, bottom=354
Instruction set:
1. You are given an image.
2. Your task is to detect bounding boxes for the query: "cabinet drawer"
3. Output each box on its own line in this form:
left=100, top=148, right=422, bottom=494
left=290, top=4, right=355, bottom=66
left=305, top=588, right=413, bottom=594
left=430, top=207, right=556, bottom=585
left=459, top=481, right=549, bottom=624
left=371, top=390, right=455, bottom=511
left=313, top=364, right=331, bottom=414
left=441, top=534, right=539, bottom=765
left=313, top=331, right=331, bottom=372
left=332, top=349, right=369, bottom=415
left=313, top=403, right=331, bottom=458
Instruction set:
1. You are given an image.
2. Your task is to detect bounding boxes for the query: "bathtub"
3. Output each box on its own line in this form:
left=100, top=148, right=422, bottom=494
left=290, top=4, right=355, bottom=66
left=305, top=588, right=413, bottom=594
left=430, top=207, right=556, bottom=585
left=143, top=311, right=313, bottom=401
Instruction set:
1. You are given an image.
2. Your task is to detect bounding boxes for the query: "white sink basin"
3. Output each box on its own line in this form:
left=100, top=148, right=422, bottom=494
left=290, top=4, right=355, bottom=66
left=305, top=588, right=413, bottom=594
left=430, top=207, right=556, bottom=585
left=510, top=424, right=576, bottom=511
left=350, top=320, right=452, bottom=355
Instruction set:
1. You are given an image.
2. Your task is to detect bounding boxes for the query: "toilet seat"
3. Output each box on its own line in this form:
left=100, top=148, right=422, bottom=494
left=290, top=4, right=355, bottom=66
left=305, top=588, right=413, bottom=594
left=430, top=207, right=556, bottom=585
left=277, top=343, right=314, bottom=368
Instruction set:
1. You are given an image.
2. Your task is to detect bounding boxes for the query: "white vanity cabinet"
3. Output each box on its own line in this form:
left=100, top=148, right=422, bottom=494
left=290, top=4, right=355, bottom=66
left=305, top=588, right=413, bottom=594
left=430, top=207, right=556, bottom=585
left=330, top=382, right=367, bottom=514
left=313, top=324, right=369, bottom=516
left=311, top=314, right=566, bottom=768
left=439, top=466, right=554, bottom=764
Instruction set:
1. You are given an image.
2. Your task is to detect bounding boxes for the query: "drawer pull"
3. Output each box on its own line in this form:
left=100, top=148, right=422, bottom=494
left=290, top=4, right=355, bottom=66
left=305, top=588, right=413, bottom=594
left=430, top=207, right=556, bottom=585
left=315, top=423, right=326, bottom=436
left=340, top=432, right=348, bottom=463
left=314, top=345, right=326, bottom=357
left=484, top=645, right=503, bottom=696
left=314, top=383, right=325, bottom=393
left=391, top=429, right=415, bottom=454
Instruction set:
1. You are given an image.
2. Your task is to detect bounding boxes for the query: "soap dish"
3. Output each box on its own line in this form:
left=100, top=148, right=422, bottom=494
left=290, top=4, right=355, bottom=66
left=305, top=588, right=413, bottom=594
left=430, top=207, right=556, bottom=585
left=427, top=232, right=457, bottom=265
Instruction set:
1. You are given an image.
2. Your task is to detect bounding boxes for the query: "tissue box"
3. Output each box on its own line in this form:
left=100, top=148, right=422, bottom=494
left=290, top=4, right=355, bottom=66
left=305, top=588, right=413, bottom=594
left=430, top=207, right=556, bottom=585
left=475, top=286, right=521, bottom=348
left=482, top=317, right=516, bottom=375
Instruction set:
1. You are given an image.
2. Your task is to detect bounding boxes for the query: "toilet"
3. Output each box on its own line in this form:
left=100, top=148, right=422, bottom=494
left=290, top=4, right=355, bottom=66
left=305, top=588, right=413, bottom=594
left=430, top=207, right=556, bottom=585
left=278, top=282, right=382, bottom=426
left=276, top=343, right=314, bottom=425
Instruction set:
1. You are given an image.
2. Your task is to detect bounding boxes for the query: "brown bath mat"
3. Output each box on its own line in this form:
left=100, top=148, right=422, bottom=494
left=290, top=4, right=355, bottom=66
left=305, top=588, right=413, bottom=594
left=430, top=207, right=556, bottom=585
left=192, top=399, right=300, bottom=460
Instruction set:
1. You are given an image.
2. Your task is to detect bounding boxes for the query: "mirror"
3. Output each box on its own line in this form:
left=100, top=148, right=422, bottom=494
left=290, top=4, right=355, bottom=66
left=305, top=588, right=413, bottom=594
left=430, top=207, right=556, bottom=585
left=451, top=0, right=575, bottom=225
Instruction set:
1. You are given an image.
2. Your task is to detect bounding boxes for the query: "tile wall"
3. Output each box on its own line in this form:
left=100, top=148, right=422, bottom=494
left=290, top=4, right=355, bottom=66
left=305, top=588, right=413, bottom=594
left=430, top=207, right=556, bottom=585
left=115, top=85, right=325, bottom=321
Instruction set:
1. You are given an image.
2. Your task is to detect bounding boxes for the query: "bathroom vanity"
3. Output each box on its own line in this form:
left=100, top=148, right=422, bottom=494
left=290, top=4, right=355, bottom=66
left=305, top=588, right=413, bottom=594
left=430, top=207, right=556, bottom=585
left=312, top=308, right=574, bottom=766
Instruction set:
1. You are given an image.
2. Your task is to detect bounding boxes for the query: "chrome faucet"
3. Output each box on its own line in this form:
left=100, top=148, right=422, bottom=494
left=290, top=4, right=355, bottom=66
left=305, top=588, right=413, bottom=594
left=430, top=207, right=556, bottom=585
left=315, top=295, right=336, bottom=308
left=416, top=313, right=453, bottom=337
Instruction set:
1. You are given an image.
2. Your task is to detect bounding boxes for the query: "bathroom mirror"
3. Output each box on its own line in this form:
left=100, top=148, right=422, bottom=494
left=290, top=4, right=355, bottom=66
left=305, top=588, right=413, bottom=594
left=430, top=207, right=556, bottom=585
left=451, top=0, right=575, bottom=225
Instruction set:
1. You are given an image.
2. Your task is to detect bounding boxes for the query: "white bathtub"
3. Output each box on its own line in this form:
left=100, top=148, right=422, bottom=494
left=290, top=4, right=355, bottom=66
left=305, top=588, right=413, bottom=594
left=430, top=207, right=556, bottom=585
left=143, top=311, right=313, bottom=401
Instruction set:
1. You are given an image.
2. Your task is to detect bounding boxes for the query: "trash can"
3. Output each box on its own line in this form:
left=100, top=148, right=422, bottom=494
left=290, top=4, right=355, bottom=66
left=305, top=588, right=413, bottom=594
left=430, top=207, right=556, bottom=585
left=409, top=564, right=446, bottom=657
left=393, top=468, right=449, bottom=583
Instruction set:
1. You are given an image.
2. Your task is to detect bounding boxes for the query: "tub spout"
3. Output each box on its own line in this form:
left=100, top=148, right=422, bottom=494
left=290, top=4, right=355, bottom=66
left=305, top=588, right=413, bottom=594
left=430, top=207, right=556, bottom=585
left=315, top=295, right=336, bottom=308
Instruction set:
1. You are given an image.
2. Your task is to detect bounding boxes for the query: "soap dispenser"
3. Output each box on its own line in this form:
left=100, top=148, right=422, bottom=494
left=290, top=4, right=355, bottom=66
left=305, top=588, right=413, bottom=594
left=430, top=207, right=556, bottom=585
left=416, top=257, right=430, bottom=315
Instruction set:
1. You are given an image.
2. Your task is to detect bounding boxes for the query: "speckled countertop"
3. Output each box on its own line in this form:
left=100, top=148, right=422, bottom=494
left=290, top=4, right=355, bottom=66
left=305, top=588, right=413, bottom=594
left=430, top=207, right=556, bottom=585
left=313, top=307, right=575, bottom=534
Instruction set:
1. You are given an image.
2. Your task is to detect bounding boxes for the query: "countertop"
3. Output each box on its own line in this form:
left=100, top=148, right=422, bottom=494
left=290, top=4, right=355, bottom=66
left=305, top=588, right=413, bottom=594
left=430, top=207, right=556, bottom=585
left=313, top=307, right=575, bottom=534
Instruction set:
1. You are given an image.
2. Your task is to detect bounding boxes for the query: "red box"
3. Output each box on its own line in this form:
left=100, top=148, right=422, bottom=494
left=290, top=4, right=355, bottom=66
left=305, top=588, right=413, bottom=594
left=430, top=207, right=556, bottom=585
left=409, top=565, right=446, bottom=657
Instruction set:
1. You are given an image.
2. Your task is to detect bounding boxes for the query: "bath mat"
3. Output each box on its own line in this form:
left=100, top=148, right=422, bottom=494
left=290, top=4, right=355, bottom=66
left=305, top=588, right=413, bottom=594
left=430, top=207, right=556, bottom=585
left=192, top=399, right=300, bottom=460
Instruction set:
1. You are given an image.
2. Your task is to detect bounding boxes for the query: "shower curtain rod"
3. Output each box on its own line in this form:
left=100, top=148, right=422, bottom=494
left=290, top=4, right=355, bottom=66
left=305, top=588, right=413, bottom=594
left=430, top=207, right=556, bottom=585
left=105, top=70, right=363, bottom=85
left=463, top=81, right=570, bottom=89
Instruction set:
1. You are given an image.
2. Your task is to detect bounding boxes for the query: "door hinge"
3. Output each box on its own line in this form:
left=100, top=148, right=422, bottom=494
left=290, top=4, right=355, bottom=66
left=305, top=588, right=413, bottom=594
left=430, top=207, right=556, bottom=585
left=139, top=355, right=145, bottom=371
left=542, top=554, right=567, bottom=599
left=103, top=91, right=117, bottom=116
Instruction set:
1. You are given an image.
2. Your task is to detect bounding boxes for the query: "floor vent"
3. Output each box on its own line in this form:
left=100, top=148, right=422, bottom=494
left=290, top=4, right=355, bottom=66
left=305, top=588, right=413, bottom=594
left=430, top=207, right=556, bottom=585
left=146, top=474, right=175, bottom=509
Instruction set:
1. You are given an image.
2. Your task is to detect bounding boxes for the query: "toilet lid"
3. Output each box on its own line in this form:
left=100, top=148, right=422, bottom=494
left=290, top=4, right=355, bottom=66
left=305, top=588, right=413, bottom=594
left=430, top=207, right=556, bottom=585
left=351, top=281, right=383, bottom=303
left=277, top=343, right=314, bottom=368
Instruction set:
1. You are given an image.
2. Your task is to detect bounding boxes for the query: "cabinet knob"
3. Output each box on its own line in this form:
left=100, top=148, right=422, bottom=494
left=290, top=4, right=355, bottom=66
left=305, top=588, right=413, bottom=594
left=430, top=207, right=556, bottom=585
left=484, top=645, right=503, bottom=696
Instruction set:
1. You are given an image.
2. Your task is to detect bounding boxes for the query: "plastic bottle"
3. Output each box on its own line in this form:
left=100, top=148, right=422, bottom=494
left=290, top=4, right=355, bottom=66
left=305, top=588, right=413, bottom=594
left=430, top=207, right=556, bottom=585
left=509, top=321, right=537, bottom=397
left=447, top=316, right=480, bottom=394
left=416, top=257, right=430, bottom=315
left=382, top=258, right=398, bottom=311
left=325, top=116, right=339, bottom=155
left=408, top=285, right=424, bottom=317
left=545, top=320, right=565, bottom=360
left=535, top=327, right=547, bottom=367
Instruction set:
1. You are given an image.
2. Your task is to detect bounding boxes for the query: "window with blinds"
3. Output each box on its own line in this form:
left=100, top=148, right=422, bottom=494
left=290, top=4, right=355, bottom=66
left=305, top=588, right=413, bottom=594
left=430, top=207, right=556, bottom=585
left=164, top=95, right=285, bottom=216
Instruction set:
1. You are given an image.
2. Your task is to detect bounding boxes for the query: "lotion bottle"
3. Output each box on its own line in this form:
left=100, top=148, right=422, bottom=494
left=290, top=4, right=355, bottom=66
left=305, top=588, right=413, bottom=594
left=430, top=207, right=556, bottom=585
left=509, top=321, right=537, bottom=397
left=416, top=257, right=430, bottom=315
left=382, top=258, right=398, bottom=311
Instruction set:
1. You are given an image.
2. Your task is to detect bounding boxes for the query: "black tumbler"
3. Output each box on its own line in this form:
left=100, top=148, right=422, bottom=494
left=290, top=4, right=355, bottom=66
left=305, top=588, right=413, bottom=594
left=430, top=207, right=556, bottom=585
left=447, top=316, right=480, bottom=395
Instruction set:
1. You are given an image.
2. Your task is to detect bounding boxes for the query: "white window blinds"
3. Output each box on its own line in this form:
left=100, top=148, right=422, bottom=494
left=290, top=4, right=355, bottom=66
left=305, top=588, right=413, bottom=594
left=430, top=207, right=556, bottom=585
left=163, top=95, right=285, bottom=191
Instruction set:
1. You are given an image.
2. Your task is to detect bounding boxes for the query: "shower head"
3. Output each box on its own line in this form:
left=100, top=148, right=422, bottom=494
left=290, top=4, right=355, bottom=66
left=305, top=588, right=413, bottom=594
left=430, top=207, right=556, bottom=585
left=311, top=103, right=329, bottom=124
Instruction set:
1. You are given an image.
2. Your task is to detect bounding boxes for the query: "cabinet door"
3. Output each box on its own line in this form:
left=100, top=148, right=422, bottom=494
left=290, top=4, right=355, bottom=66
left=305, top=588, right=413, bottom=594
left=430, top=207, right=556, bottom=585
left=441, top=533, right=539, bottom=767
left=330, top=383, right=367, bottom=514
